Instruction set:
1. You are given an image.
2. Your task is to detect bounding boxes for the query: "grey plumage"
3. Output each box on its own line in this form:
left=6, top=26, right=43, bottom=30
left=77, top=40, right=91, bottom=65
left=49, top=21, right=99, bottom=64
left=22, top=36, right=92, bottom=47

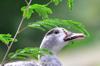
left=40, top=55, right=62, bottom=66
left=4, top=61, right=39, bottom=66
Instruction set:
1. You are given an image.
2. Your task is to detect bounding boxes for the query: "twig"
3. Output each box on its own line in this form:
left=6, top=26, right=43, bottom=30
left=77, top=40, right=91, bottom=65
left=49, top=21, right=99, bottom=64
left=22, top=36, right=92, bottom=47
left=18, top=26, right=28, bottom=34
left=1, top=17, right=25, bottom=66
left=25, top=0, right=29, bottom=5
left=0, top=0, right=32, bottom=66
left=45, top=0, right=52, bottom=6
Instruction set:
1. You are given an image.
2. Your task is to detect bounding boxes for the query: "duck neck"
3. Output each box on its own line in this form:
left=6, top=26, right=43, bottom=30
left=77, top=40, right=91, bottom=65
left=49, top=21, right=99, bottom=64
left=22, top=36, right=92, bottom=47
left=40, top=37, right=67, bottom=54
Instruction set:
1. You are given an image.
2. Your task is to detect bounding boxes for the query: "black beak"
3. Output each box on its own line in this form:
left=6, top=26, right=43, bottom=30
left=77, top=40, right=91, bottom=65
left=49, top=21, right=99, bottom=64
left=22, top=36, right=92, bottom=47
left=64, top=33, right=85, bottom=41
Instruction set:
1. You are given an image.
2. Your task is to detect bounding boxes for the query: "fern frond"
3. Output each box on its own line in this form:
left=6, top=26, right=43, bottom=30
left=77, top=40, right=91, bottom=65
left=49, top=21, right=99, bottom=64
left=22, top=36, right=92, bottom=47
left=0, top=34, right=17, bottom=45
left=28, top=18, right=89, bottom=36
left=8, top=48, right=53, bottom=60
left=21, top=4, right=52, bottom=19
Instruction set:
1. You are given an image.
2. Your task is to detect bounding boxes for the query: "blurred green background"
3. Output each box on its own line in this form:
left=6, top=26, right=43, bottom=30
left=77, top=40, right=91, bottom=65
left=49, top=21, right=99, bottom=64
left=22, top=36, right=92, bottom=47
left=0, top=0, right=100, bottom=66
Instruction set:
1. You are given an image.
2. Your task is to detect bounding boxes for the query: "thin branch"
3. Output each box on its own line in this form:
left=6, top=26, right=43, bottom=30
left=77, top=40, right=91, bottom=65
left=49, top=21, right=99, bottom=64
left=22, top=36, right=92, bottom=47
left=25, top=0, right=29, bottom=5
left=1, top=17, right=25, bottom=66
left=6, top=44, right=9, bottom=49
left=0, top=0, right=32, bottom=65
left=18, top=26, right=28, bottom=34
left=45, top=0, right=52, bottom=6
left=27, top=0, right=32, bottom=6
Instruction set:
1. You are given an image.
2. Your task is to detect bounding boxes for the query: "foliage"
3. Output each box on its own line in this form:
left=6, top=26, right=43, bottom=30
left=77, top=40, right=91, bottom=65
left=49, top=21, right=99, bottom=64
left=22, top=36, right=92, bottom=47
left=67, top=0, right=73, bottom=10
left=8, top=48, right=53, bottom=60
left=21, top=4, right=52, bottom=19
left=28, top=18, right=89, bottom=36
left=0, top=34, right=17, bottom=45
left=21, top=0, right=74, bottom=19
left=52, top=0, right=62, bottom=5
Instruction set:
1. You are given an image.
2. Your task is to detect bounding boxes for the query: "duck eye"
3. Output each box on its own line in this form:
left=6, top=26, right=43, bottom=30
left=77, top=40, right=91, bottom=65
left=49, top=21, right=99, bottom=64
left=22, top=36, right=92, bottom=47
left=54, top=30, right=59, bottom=34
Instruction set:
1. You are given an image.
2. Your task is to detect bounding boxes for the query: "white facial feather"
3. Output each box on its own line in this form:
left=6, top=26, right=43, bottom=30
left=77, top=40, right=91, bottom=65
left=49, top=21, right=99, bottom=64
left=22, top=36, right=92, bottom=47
left=40, top=27, right=71, bottom=53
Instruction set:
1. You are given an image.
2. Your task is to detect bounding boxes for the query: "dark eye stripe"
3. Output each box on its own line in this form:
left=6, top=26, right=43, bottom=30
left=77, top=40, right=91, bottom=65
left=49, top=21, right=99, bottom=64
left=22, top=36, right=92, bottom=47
left=54, top=30, right=59, bottom=34
left=46, top=30, right=54, bottom=35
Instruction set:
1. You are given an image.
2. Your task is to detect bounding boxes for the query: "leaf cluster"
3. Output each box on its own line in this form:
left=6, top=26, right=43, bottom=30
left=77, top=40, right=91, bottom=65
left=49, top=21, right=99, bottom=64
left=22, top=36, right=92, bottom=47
left=21, top=0, right=73, bottom=19
left=28, top=18, right=89, bottom=36
left=0, top=34, right=17, bottom=45
left=8, top=48, right=53, bottom=60
left=21, top=4, right=52, bottom=19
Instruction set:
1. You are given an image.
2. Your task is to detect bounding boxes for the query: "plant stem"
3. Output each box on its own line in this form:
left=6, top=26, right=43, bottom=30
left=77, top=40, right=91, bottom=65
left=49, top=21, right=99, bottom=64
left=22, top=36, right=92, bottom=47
left=1, top=17, right=25, bottom=66
left=1, top=0, right=32, bottom=65
left=45, top=0, right=52, bottom=6
left=25, top=0, right=29, bottom=5
left=18, top=26, right=28, bottom=34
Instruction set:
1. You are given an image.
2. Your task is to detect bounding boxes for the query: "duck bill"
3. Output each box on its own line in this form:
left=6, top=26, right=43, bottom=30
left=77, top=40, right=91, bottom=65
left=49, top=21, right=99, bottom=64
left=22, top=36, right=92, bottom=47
left=64, top=33, right=85, bottom=41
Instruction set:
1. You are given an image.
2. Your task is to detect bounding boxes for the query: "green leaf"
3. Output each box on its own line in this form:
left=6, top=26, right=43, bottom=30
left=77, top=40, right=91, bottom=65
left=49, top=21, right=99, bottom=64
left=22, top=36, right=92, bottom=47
left=0, top=34, right=17, bottom=45
left=21, top=4, right=52, bottom=19
left=28, top=18, right=89, bottom=37
left=21, top=6, right=34, bottom=19
left=31, top=4, right=52, bottom=18
left=63, top=20, right=89, bottom=36
left=8, top=48, right=53, bottom=60
left=67, top=0, right=73, bottom=10
left=52, top=0, right=62, bottom=5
